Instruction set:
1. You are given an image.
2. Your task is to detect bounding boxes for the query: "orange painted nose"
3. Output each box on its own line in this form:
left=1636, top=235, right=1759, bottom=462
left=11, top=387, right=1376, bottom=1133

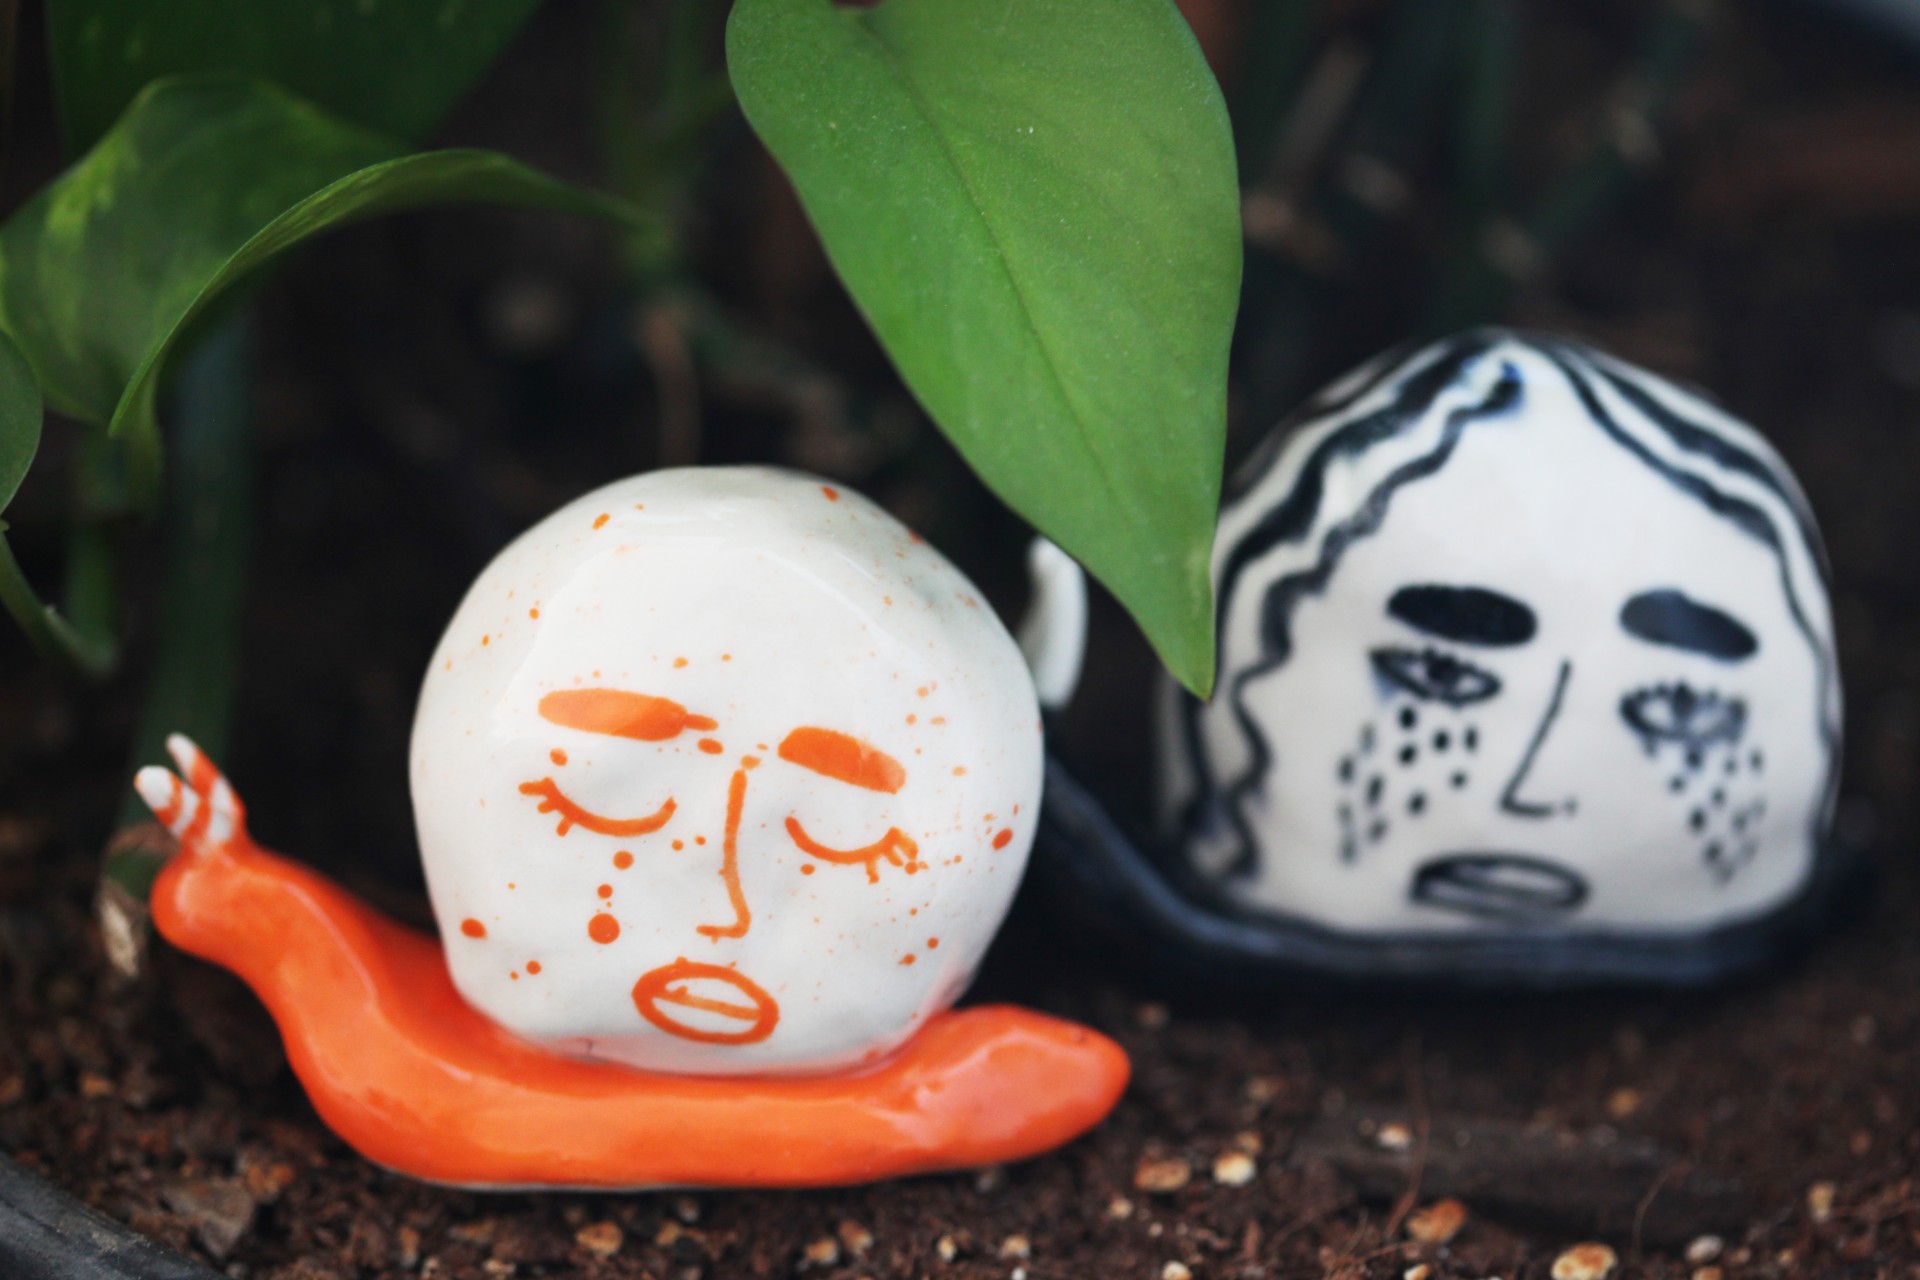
left=694, top=768, right=753, bottom=940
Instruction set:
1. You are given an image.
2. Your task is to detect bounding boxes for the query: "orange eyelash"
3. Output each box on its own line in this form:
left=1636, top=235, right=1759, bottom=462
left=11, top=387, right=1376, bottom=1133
left=518, top=778, right=676, bottom=837
left=784, top=817, right=922, bottom=883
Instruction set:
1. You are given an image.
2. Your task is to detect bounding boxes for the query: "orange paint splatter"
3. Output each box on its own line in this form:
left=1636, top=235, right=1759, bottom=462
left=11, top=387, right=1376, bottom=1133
left=800, top=864, right=815, bottom=875
left=550, top=748, right=568, bottom=766
left=538, top=688, right=717, bottom=740
left=593, top=513, right=610, bottom=529
left=993, top=829, right=1014, bottom=849
left=461, top=919, right=486, bottom=939
left=481, top=635, right=491, bottom=647
left=588, top=914, right=620, bottom=944
left=906, top=714, right=917, bottom=725
left=741, top=755, right=761, bottom=770
left=696, top=770, right=752, bottom=940
left=698, top=738, right=724, bottom=755
left=928, top=937, right=940, bottom=949
left=821, top=486, right=840, bottom=501
left=672, top=840, right=685, bottom=851
left=694, top=835, right=707, bottom=846
left=899, top=954, right=917, bottom=966
left=952, top=766, right=968, bottom=777
left=722, top=653, right=732, bottom=662
left=510, top=971, right=519, bottom=980
left=778, top=727, right=906, bottom=794
left=597, top=884, right=613, bottom=899
left=673, top=657, right=688, bottom=669
left=916, top=686, right=929, bottom=698
left=527, top=960, right=542, bottom=975
left=613, top=850, right=634, bottom=870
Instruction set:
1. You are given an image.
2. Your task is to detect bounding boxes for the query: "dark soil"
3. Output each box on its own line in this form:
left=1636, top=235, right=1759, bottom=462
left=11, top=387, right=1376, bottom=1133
left=5, top=2, right=1920, bottom=1277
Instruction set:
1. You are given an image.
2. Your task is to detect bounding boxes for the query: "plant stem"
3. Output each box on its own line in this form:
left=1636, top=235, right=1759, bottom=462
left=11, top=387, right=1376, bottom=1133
left=0, top=529, right=116, bottom=677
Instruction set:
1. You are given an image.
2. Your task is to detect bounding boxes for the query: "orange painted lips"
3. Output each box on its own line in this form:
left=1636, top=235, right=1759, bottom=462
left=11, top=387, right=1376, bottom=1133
left=633, top=957, right=779, bottom=1045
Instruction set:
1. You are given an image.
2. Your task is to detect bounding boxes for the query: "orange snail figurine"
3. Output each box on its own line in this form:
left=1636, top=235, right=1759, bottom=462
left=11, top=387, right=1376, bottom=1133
left=134, top=469, right=1126, bottom=1190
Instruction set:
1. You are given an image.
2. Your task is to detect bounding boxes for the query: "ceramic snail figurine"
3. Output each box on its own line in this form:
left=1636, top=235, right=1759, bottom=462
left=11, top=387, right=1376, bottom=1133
left=135, top=468, right=1126, bottom=1189
left=1041, top=329, right=1849, bottom=985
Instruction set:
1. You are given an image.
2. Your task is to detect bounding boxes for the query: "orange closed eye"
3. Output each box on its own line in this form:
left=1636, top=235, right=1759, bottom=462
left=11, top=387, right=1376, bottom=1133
left=786, top=817, right=921, bottom=883
left=519, top=777, right=676, bottom=837
left=539, top=688, right=717, bottom=741
left=778, top=727, right=905, bottom=793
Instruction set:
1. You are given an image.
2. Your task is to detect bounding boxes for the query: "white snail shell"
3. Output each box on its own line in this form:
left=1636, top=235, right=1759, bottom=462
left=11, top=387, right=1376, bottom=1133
left=411, top=467, right=1042, bottom=1075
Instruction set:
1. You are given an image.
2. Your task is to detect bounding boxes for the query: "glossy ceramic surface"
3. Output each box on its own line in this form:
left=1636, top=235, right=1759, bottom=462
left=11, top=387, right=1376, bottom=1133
left=135, top=738, right=1128, bottom=1189
left=410, top=468, right=1044, bottom=1075
left=1163, top=331, right=1840, bottom=940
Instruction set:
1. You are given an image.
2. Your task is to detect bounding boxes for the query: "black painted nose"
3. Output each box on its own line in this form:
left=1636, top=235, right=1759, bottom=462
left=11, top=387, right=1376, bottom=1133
left=1411, top=854, right=1589, bottom=922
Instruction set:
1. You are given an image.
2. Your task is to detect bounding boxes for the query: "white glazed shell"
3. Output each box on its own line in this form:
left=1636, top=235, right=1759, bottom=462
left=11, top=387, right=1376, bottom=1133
left=410, top=467, right=1041, bottom=1076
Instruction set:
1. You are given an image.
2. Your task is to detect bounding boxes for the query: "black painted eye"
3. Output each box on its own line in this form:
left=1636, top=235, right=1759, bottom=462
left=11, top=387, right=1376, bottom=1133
left=1620, top=683, right=1746, bottom=748
left=1370, top=646, right=1501, bottom=706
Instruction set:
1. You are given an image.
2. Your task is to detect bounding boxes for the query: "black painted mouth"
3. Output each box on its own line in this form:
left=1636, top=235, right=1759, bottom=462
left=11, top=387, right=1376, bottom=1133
left=1411, top=854, right=1589, bottom=923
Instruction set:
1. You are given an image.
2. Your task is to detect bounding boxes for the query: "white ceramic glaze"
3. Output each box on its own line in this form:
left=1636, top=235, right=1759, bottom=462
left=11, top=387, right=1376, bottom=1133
left=1163, top=332, right=1839, bottom=936
left=411, top=468, right=1042, bottom=1076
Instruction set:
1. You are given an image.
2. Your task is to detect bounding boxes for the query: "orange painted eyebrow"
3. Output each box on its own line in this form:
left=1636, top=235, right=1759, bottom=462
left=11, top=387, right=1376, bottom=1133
left=539, top=688, right=718, bottom=741
left=778, top=726, right=906, bottom=793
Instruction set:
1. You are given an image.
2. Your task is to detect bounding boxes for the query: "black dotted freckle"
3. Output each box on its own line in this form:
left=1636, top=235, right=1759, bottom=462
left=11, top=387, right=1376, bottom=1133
left=1432, top=730, right=1450, bottom=752
left=1704, top=841, right=1724, bottom=865
left=1340, top=840, right=1357, bottom=864
left=1733, top=811, right=1748, bottom=833
left=1562, top=799, right=1578, bottom=816
left=1398, top=744, right=1418, bottom=766
left=1450, top=772, right=1468, bottom=789
left=1724, top=756, right=1738, bottom=776
left=1360, top=725, right=1376, bottom=753
left=1668, top=775, right=1686, bottom=793
left=1750, top=749, right=1764, bottom=772
left=1367, top=819, right=1389, bottom=843
left=1366, top=776, right=1384, bottom=806
left=1463, top=727, right=1479, bottom=752
left=1711, top=788, right=1726, bottom=808
left=1685, top=749, right=1703, bottom=771
left=1407, top=792, right=1427, bottom=816
left=1337, top=757, right=1355, bottom=783
left=1689, top=808, right=1707, bottom=833
left=1399, top=706, right=1418, bottom=730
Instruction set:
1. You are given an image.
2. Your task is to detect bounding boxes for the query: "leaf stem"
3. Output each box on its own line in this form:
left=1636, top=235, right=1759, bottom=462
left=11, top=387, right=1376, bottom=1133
left=0, top=530, right=117, bottom=677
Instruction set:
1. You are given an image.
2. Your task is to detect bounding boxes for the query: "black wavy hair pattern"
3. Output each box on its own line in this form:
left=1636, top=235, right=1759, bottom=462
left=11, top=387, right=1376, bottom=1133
left=1178, top=331, right=1838, bottom=892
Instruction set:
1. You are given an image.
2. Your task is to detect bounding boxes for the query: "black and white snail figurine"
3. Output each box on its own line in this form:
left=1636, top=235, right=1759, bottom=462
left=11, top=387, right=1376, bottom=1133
left=1041, top=329, right=1851, bottom=986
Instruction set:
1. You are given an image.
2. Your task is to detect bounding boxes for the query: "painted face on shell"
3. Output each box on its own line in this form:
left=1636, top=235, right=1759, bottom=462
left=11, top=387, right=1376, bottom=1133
left=411, top=469, right=1040, bottom=1076
left=1169, top=334, right=1837, bottom=937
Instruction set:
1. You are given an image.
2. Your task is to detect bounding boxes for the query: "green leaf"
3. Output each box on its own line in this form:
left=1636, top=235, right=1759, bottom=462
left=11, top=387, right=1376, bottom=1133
left=0, top=76, right=645, bottom=505
left=727, top=0, right=1240, bottom=696
left=0, top=329, right=41, bottom=516
left=47, top=0, right=543, bottom=152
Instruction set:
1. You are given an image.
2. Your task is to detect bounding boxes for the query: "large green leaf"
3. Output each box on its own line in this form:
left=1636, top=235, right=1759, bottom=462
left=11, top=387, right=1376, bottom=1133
left=47, top=0, right=543, bottom=152
left=727, top=0, right=1239, bottom=696
left=0, top=76, right=644, bottom=504
left=0, top=330, right=40, bottom=517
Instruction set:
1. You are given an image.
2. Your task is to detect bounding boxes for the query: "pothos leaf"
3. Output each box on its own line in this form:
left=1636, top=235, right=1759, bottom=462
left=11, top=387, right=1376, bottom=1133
left=728, top=0, right=1240, bottom=696
left=0, top=329, right=41, bottom=517
left=0, top=76, right=647, bottom=507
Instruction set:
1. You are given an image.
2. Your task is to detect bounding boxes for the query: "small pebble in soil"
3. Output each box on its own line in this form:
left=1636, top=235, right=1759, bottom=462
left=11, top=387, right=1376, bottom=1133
left=1850, top=1129, right=1873, bottom=1155
left=1135, top=1001, right=1170, bottom=1030
left=1245, top=1075, right=1286, bottom=1104
left=1161, top=1263, right=1192, bottom=1280
left=1551, top=1241, right=1619, bottom=1280
left=936, top=1235, right=959, bottom=1262
left=1374, top=1121, right=1414, bottom=1151
left=999, top=1234, right=1031, bottom=1259
left=837, top=1219, right=874, bottom=1256
left=975, top=1164, right=1008, bottom=1193
left=1604, top=1087, right=1642, bottom=1119
left=396, top=1225, right=422, bottom=1270
left=1692, top=1268, right=1724, bottom=1280
left=1212, top=1151, right=1256, bottom=1186
left=1403, top=1265, right=1432, bottom=1280
left=1134, top=1156, right=1193, bottom=1192
left=1106, top=1197, right=1135, bottom=1220
left=673, top=1195, right=702, bottom=1223
left=1404, top=1198, right=1468, bottom=1244
left=1685, top=1235, right=1724, bottom=1264
left=574, top=1221, right=623, bottom=1258
left=800, top=1235, right=841, bottom=1268
left=1807, top=1180, right=1837, bottom=1222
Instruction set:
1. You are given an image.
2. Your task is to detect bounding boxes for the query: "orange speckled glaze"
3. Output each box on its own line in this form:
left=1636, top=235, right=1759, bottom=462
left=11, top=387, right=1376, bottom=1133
left=140, top=743, right=1127, bottom=1189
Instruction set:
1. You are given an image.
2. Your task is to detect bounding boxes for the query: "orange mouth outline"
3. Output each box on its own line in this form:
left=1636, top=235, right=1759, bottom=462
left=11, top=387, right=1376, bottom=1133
left=785, top=817, right=921, bottom=883
left=517, top=777, right=677, bottom=837
left=632, top=957, right=780, bottom=1045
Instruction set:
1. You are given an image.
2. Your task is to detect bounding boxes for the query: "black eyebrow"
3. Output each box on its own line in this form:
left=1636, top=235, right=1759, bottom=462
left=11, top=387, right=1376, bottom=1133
left=1386, top=585, right=1536, bottom=647
left=1620, top=590, right=1758, bottom=661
